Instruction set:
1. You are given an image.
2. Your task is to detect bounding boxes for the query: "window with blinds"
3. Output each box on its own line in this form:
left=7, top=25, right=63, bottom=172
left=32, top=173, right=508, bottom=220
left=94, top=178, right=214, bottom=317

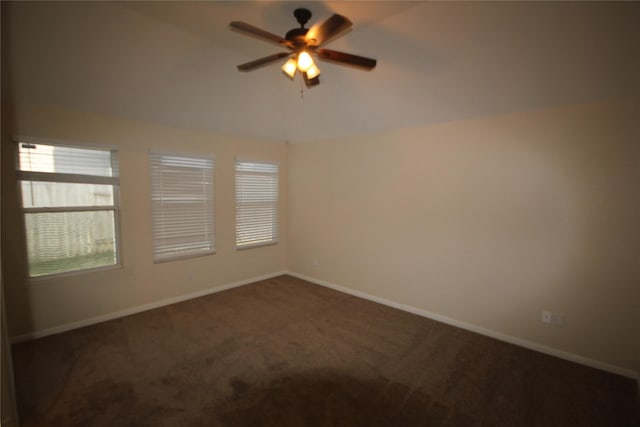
left=235, top=159, right=279, bottom=249
left=150, top=151, right=215, bottom=262
left=16, top=141, right=120, bottom=277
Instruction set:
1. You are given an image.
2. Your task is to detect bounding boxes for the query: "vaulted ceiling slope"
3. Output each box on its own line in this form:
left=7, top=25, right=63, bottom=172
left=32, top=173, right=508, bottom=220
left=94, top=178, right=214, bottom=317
left=5, top=1, right=640, bottom=143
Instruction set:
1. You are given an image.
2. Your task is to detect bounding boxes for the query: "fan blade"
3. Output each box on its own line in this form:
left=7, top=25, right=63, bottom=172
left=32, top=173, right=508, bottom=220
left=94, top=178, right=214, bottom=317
left=237, top=52, right=291, bottom=71
left=230, top=21, right=293, bottom=49
left=316, top=49, right=377, bottom=70
left=305, top=14, right=352, bottom=47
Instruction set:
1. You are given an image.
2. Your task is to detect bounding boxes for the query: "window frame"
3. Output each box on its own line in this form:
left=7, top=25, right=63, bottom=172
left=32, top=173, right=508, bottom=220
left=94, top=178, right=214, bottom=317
left=235, top=158, right=280, bottom=250
left=14, top=137, right=122, bottom=280
left=149, top=150, right=216, bottom=263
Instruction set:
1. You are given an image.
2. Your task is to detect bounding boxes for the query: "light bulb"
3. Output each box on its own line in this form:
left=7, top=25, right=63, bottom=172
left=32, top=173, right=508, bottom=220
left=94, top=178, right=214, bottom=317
left=297, top=51, right=314, bottom=72
left=306, top=64, right=320, bottom=80
left=281, top=58, right=297, bottom=79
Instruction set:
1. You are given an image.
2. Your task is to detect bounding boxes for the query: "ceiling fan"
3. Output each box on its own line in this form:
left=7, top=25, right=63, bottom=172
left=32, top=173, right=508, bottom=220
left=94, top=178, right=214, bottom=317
left=230, top=8, right=377, bottom=87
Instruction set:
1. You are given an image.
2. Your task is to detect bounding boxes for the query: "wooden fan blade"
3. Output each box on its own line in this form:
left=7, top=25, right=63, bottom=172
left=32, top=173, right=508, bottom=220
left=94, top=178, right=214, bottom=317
left=316, top=49, right=377, bottom=70
left=305, top=14, right=352, bottom=47
left=230, top=21, right=293, bottom=49
left=237, top=52, right=291, bottom=71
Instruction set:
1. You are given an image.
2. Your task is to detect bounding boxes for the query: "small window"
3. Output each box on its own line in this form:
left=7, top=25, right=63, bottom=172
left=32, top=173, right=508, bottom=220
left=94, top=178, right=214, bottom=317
left=16, top=141, right=121, bottom=277
left=235, top=159, right=279, bottom=249
left=150, top=151, right=215, bottom=262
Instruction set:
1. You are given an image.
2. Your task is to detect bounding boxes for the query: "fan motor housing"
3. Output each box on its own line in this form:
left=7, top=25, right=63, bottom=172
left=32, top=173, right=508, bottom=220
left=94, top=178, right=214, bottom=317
left=285, top=27, right=308, bottom=45
left=286, top=8, right=311, bottom=48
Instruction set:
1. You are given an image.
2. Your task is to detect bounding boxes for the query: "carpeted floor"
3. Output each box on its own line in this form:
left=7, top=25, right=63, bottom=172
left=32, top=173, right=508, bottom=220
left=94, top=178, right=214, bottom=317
left=11, top=275, right=640, bottom=426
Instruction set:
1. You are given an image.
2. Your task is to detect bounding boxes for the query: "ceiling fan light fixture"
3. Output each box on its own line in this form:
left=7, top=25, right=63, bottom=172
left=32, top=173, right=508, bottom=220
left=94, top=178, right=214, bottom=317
left=297, top=51, right=314, bottom=72
left=306, top=63, right=320, bottom=80
left=282, top=58, right=297, bottom=79
left=231, top=9, right=376, bottom=87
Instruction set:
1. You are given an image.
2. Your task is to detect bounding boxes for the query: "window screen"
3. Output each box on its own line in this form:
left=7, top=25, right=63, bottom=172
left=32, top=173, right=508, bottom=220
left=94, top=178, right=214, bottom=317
left=17, top=141, right=120, bottom=277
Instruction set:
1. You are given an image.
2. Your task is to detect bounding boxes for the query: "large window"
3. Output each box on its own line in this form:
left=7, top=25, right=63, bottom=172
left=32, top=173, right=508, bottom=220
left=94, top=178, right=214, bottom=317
left=17, top=141, right=121, bottom=277
left=235, top=159, right=279, bottom=249
left=150, top=151, right=215, bottom=262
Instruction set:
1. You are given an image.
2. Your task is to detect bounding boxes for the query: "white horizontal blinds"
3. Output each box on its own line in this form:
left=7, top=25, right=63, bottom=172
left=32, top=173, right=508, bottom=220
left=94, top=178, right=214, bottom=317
left=235, top=160, right=279, bottom=249
left=150, top=152, right=215, bottom=262
left=18, top=142, right=118, bottom=180
left=17, top=142, right=120, bottom=277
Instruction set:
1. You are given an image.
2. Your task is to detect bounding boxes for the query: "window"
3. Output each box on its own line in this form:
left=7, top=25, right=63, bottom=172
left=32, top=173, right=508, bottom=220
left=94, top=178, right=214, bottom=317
left=150, top=151, right=215, bottom=262
left=235, top=159, right=279, bottom=249
left=16, top=141, right=120, bottom=277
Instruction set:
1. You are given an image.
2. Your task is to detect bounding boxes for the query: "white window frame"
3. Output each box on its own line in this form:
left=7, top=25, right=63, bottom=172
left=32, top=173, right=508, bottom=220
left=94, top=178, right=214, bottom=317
left=235, top=158, right=279, bottom=250
left=150, top=150, right=215, bottom=263
left=15, top=137, right=122, bottom=279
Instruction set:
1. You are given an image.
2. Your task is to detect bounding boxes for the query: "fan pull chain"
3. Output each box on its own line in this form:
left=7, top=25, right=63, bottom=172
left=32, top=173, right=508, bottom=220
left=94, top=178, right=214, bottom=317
left=300, top=78, right=304, bottom=99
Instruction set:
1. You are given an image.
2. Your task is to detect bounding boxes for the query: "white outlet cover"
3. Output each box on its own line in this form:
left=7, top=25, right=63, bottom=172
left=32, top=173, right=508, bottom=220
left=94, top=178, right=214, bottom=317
left=542, top=310, right=565, bottom=327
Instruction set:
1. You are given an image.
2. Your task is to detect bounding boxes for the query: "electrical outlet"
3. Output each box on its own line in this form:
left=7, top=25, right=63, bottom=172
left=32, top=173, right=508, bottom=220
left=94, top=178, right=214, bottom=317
left=542, top=310, right=565, bottom=327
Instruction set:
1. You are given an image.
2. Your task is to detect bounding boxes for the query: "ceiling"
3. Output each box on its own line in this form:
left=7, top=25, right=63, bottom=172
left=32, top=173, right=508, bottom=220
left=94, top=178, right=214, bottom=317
left=5, top=1, right=640, bottom=143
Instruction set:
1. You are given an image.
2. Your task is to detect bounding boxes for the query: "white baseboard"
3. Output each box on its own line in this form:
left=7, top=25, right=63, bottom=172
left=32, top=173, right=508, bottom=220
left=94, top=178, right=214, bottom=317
left=286, top=271, right=640, bottom=381
left=9, top=269, right=639, bottom=385
left=10, top=271, right=287, bottom=344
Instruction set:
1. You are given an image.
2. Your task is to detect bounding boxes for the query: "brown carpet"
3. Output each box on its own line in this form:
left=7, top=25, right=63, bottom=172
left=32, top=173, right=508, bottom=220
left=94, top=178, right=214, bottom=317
left=11, top=275, right=640, bottom=426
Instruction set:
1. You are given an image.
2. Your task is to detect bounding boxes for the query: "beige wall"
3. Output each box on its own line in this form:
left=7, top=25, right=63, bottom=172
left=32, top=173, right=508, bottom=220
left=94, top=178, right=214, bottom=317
left=3, top=98, right=639, bottom=379
left=288, top=97, right=640, bottom=375
left=1, top=103, right=287, bottom=339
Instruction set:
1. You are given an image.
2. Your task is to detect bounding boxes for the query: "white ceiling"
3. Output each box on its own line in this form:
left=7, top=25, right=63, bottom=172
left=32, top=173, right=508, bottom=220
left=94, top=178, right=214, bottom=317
left=6, top=1, right=640, bottom=143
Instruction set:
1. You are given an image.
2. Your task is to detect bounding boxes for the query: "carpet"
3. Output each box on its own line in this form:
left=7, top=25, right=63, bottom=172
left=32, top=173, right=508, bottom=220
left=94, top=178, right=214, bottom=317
left=12, top=275, right=640, bottom=426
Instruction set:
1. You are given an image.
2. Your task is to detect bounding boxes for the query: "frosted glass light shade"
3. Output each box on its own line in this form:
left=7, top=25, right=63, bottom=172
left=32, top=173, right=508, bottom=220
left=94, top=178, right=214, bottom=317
left=297, top=51, right=314, bottom=72
left=306, top=64, right=320, bottom=80
left=282, top=58, right=297, bottom=79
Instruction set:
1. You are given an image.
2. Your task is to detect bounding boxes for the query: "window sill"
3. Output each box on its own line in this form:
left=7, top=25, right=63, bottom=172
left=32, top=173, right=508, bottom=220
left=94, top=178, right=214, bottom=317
left=153, top=250, right=216, bottom=264
left=27, top=263, right=122, bottom=284
left=236, top=241, right=279, bottom=251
